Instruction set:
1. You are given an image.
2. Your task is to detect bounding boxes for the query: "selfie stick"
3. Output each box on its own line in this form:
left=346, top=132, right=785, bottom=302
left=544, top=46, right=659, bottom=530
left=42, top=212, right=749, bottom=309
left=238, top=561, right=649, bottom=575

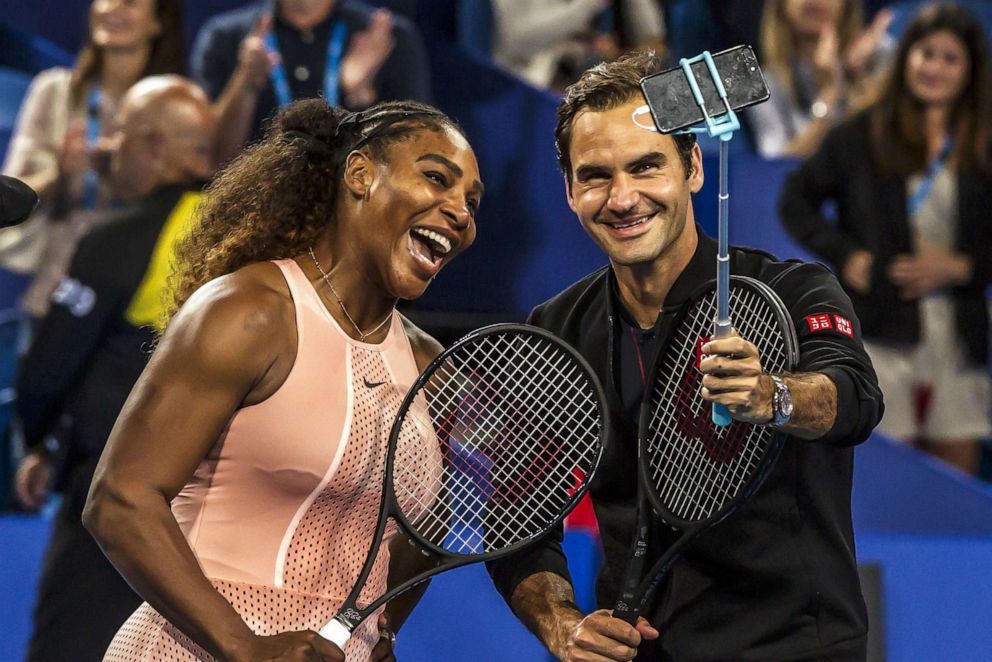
left=675, top=52, right=740, bottom=427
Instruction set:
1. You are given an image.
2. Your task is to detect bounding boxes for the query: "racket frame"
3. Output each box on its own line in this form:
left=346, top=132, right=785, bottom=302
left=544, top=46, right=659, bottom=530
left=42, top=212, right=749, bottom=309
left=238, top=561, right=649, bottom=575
left=614, top=276, right=798, bottom=623
left=320, top=323, right=606, bottom=647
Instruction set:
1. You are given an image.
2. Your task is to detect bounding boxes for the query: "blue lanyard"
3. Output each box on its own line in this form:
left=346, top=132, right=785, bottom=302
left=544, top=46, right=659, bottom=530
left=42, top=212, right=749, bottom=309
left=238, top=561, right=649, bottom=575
left=83, top=87, right=102, bottom=210
left=908, top=137, right=954, bottom=217
left=264, top=19, right=347, bottom=107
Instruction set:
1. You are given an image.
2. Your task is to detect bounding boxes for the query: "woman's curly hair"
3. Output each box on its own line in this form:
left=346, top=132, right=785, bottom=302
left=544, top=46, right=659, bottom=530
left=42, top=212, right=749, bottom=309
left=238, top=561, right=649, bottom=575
left=166, top=98, right=464, bottom=325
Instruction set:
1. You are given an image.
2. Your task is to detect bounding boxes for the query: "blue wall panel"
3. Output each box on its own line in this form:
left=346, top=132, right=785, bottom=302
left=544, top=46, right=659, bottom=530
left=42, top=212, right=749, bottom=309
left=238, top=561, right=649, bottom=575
left=0, top=515, right=52, bottom=662
left=858, top=534, right=992, bottom=662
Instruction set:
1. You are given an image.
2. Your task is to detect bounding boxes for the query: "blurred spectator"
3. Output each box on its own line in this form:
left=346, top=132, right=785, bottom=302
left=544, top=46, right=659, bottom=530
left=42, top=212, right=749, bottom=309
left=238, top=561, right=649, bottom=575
left=612, top=0, right=668, bottom=55
left=0, top=0, right=184, bottom=304
left=192, top=0, right=432, bottom=164
left=779, top=3, right=992, bottom=475
left=747, top=0, right=893, bottom=158
left=491, top=0, right=666, bottom=91
left=664, top=0, right=765, bottom=61
left=374, top=0, right=416, bottom=20
left=13, top=75, right=214, bottom=661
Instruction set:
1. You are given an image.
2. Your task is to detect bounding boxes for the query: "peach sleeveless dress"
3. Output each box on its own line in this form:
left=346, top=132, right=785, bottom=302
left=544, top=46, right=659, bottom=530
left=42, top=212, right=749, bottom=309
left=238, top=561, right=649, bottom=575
left=104, top=259, right=423, bottom=661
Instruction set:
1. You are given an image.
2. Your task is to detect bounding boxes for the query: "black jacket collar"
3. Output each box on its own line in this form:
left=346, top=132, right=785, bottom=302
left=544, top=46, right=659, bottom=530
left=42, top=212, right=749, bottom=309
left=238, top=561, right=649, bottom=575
left=663, top=225, right=718, bottom=308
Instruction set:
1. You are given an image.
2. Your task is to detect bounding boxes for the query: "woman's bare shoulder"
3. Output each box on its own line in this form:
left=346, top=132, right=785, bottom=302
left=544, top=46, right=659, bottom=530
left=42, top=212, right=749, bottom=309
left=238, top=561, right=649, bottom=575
left=163, top=261, right=297, bottom=369
left=399, top=313, right=444, bottom=373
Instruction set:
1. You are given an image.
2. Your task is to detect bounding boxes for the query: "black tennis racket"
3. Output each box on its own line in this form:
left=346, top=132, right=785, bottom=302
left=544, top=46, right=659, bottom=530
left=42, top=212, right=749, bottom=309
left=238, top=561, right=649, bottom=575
left=319, top=323, right=606, bottom=648
left=613, top=275, right=798, bottom=624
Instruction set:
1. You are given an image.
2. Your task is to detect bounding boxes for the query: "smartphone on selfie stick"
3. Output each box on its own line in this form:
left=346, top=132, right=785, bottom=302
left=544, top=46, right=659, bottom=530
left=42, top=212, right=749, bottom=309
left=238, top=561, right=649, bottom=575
left=639, top=45, right=770, bottom=426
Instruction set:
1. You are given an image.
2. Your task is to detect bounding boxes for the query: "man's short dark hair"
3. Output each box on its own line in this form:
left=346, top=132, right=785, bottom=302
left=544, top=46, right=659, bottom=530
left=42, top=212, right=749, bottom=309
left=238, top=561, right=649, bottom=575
left=555, top=50, right=697, bottom=182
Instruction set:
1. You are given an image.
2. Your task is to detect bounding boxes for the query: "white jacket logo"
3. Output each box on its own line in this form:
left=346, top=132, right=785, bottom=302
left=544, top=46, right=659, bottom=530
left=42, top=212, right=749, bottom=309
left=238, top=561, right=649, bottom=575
left=51, top=278, right=96, bottom=317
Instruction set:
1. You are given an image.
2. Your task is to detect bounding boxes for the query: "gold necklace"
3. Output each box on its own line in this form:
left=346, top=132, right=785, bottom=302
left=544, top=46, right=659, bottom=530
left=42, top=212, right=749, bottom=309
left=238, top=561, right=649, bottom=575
left=308, top=247, right=393, bottom=342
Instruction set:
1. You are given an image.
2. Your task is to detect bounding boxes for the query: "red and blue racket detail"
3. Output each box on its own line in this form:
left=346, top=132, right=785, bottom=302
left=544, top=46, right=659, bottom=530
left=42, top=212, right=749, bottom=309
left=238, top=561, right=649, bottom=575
left=320, top=324, right=606, bottom=648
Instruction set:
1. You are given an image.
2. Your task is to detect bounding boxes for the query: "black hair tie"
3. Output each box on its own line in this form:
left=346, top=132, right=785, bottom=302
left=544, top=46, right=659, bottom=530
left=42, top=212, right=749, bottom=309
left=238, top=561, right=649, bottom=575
left=283, top=130, right=334, bottom=157
left=335, top=111, right=364, bottom=137
left=344, top=108, right=448, bottom=151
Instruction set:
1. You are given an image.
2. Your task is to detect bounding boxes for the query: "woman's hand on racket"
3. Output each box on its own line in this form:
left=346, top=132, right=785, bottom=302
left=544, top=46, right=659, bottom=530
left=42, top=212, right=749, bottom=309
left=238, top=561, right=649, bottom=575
left=554, top=609, right=658, bottom=661
left=369, top=612, right=397, bottom=661
left=699, top=330, right=774, bottom=424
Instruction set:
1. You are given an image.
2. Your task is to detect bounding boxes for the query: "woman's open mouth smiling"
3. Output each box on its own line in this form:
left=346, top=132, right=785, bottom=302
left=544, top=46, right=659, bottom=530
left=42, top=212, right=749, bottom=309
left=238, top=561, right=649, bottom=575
left=409, top=226, right=453, bottom=276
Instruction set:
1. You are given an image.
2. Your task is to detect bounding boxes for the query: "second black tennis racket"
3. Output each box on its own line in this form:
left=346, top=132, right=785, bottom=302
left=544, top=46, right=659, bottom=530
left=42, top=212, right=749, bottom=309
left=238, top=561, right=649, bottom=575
left=319, top=323, right=606, bottom=648
left=613, top=275, right=798, bottom=624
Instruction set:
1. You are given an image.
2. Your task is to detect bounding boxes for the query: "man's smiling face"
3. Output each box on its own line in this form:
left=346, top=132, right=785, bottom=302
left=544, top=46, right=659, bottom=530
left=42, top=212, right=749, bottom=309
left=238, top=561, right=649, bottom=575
left=565, top=99, right=703, bottom=269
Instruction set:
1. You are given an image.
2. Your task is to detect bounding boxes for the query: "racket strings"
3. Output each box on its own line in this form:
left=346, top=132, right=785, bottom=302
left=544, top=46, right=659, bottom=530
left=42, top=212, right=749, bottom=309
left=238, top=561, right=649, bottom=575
left=399, top=339, right=596, bottom=549
left=426, top=344, right=598, bottom=545
left=422, top=348, right=592, bottom=520
left=654, top=290, right=768, bottom=509
left=651, top=289, right=783, bottom=515
left=647, top=286, right=791, bottom=522
left=392, top=332, right=601, bottom=555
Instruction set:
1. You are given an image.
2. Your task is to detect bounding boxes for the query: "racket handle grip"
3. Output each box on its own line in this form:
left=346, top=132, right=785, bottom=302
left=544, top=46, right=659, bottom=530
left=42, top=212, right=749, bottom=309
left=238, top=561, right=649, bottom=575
left=319, top=618, right=352, bottom=649
left=711, top=318, right=733, bottom=427
left=612, top=608, right=640, bottom=625
left=712, top=403, right=732, bottom=427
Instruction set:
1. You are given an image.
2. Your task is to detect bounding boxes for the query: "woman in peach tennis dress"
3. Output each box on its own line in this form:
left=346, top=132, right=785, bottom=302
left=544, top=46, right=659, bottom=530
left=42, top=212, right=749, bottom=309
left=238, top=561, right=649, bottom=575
left=83, top=97, right=484, bottom=661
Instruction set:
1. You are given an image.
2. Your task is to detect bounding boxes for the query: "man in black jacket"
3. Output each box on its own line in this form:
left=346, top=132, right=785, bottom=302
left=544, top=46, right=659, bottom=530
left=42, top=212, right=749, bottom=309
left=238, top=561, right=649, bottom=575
left=486, top=51, right=883, bottom=661
left=13, top=75, right=215, bottom=662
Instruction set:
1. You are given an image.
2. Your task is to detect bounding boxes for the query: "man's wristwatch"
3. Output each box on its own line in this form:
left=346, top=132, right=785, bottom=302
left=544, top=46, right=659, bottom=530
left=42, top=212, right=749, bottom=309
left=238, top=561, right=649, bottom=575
left=769, top=374, right=793, bottom=427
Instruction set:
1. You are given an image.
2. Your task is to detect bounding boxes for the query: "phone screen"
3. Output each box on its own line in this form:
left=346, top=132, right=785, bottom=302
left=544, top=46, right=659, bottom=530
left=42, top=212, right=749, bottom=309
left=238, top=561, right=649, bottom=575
left=640, top=45, right=770, bottom=134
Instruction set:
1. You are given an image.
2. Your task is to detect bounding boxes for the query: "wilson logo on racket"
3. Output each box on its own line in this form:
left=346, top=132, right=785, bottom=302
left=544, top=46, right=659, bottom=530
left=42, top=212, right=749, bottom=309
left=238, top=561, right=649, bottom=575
left=675, top=335, right=749, bottom=464
left=695, top=336, right=710, bottom=370
left=490, top=433, right=563, bottom=506
left=567, top=467, right=587, bottom=497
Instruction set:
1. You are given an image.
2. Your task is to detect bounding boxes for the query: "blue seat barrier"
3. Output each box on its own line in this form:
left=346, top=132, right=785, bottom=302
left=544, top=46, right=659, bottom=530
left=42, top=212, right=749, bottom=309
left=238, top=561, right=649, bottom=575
left=0, top=22, right=73, bottom=75
left=5, top=492, right=992, bottom=662
left=455, top=0, right=495, bottom=61
left=0, top=269, right=31, bottom=510
left=857, top=534, right=992, bottom=662
left=0, top=66, right=34, bottom=167
left=0, top=514, right=51, bottom=662
left=0, top=515, right=595, bottom=662
left=854, top=434, right=992, bottom=536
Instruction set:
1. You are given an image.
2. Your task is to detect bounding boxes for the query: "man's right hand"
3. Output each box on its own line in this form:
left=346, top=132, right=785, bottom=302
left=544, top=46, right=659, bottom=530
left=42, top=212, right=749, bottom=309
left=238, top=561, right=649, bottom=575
left=234, top=631, right=345, bottom=661
left=554, top=609, right=659, bottom=662
left=14, top=451, right=51, bottom=511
